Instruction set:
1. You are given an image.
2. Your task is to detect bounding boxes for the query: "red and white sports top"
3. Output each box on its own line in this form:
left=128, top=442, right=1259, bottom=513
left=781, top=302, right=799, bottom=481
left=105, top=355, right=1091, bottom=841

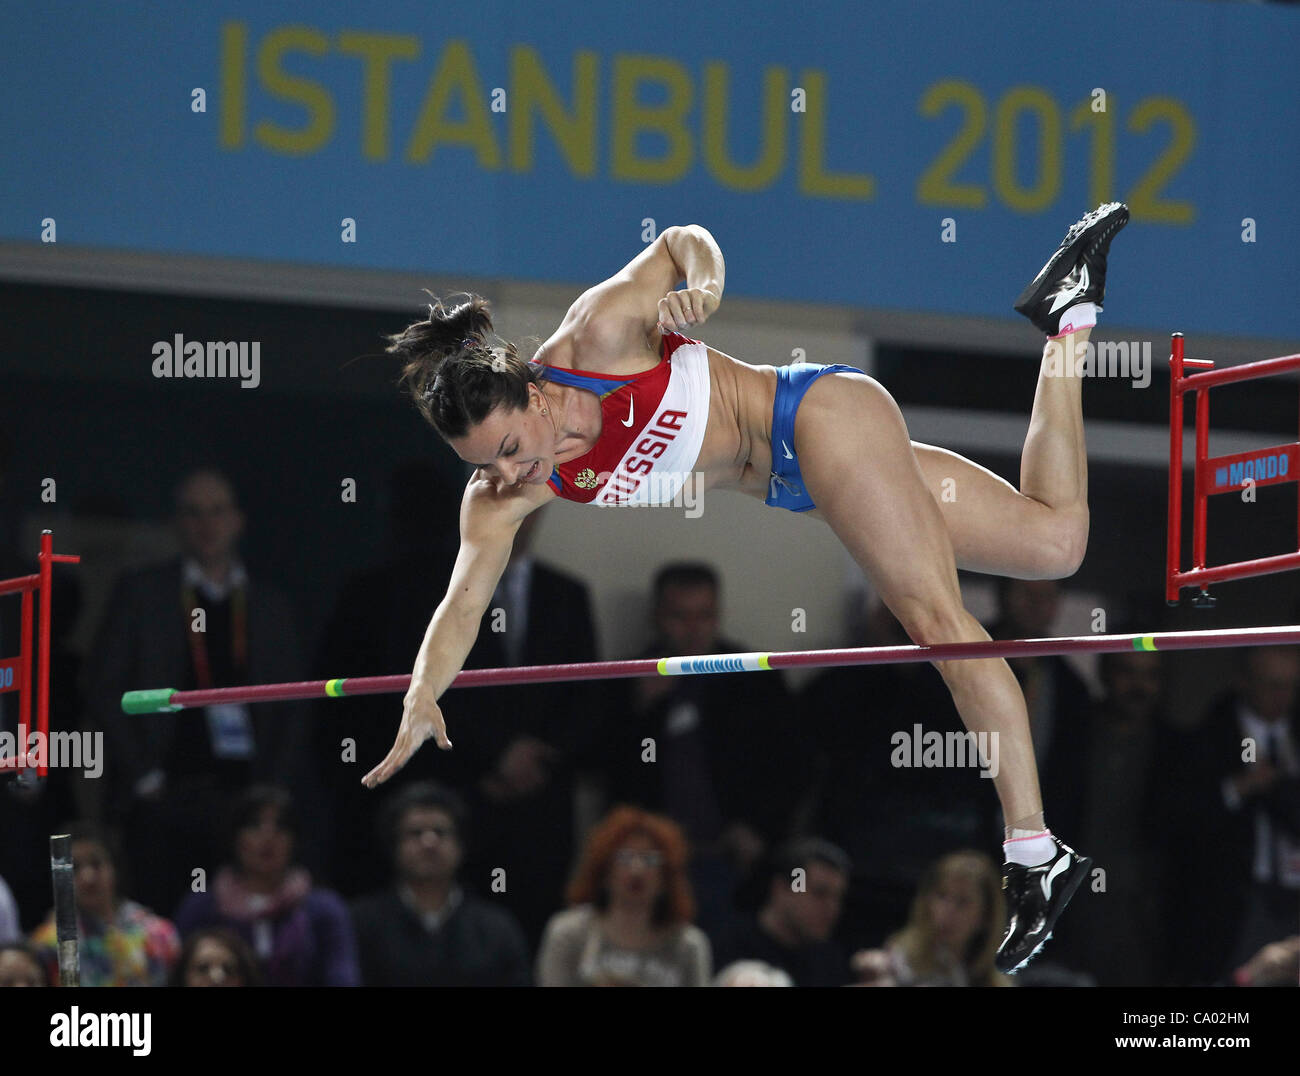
left=531, top=330, right=711, bottom=506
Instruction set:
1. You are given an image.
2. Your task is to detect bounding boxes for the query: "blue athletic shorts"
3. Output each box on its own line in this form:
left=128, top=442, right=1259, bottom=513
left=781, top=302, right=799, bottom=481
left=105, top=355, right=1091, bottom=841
left=765, top=362, right=863, bottom=512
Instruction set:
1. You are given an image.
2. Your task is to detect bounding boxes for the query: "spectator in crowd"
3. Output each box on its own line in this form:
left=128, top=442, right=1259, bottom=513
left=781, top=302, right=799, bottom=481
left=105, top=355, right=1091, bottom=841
left=987, top=578, right=1092, bottom=842
left=170, top=927, right=262, bottom=987
left=712, top=960, right=793, bottom=987
left=1162, top=645, right=1300, bottom=983
left=1231, top=935, right=1299, bottom=988
left=313, top=460, right=462, bottom=899
left=29, top=822, right=180, bottom=987
left=173, top=785, right=358, bottom=987
left=90, top=468, right=311, bottom=917
left=350, top=781, right=530, bottom=987
left=802, top=599, right=999, bottom=951
left=711, top=838, right=852, bottom=988
left=537, top=806, right=710, bottom=986
left=852, top=850, right=1012, bottom=987
left=455, top=507, right=604, bottom=948
left=1059, top=646, right=1175, bottom=985
left=0, top=943, right=48, bottom=987
left=602, top=563, right=801, bottom=937
left=0, top=873, right=19, bottom=943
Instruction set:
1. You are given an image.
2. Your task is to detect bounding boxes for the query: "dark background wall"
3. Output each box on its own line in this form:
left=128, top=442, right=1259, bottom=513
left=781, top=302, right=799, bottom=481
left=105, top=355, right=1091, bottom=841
left=0, top=281, right=466, bottom=660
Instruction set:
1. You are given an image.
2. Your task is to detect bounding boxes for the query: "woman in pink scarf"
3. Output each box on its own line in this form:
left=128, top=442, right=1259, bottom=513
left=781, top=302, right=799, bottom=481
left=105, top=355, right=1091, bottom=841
left=174, top=786, right=359, bottom=987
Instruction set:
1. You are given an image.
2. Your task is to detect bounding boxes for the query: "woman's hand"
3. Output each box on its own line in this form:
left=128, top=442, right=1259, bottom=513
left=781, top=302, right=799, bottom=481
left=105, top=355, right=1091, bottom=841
left=362, top=684, right=452, bottom=788
left=658, top=287, right=719, bottom=332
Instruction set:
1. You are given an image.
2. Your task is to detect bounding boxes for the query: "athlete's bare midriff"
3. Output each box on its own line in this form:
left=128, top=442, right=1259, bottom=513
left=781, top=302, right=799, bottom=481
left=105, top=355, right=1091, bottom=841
left=696, top=344, right=779, bottom=502
left=535, top=326, right=779, bottom=505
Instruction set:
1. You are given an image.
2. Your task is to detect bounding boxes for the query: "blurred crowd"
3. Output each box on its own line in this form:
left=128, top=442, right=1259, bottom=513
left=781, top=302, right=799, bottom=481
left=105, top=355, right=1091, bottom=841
left=0, top=464, right=1297, bottom=988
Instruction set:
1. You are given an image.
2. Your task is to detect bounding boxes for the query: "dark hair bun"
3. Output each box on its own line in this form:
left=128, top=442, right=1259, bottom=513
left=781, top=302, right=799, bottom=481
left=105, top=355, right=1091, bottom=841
left=387, top=291, right=495, bottom=371
left=386, top=292, right=540, bottom=440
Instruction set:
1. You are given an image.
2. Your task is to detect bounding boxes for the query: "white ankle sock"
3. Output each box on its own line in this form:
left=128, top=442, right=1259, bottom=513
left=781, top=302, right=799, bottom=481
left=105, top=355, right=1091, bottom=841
left=1051, top=301, right=1098, bottom=338
left=1004, top=828, right=1055, bottom=866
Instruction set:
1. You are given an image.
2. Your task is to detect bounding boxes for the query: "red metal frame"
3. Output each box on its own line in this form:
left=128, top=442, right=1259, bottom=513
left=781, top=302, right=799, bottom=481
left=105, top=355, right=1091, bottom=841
left=0, top=531, right=80, bottom=777
left=1167, top=333, right=1300, bottom=605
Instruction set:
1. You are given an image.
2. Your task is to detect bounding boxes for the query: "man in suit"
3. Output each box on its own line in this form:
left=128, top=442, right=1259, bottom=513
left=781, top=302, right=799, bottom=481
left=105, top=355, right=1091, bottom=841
left=89, top=468, right=309, bottom=917
left=315, top=478, right=600, bottom=947
left=454, top=507, right=602, bottom=948
left=350, top=782, right=530, bottom=987
left=987, top=578, right=1093, bottom=843
left=1160, top=645, right=1300, bottom=983
left=312, top=459, right=464, bottom=899
left=801, top=599, right=1000, bottom=954
left=601, top=563, right=800, bottom=939
left=1058, top=646, right=1179, bottom=985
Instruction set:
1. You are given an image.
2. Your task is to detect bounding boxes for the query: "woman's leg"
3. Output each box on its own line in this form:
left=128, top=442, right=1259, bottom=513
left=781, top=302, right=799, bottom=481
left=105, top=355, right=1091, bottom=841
left=793, top=370, right=1044, bottom=826
left=793, top=368, right=1101, bottom=969
left=910, top=326, right=1092, bottom=581
left=910, top=202, right=1130, bottom=582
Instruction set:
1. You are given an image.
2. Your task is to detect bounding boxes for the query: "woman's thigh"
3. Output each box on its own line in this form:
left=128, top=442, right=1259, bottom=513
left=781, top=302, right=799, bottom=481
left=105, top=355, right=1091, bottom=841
left=791, top=371, right=966, bottom=625
left=909, top=442, right=1075, bottom=579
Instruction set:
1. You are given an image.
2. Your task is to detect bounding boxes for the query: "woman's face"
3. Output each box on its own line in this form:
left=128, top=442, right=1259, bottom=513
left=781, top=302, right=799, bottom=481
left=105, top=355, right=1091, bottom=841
left=0, top=950, right=45, bottom=987
left=928, top=876, right=984, bottom=953
left=450, top=392, right=555, bottom=488
left=71, top=840, right=116, bottom=918
left=235, top=806, right=293, bottom=878
left=606, top=833, right=666, bottom=908
left=185, top=938, right=245, bottom=987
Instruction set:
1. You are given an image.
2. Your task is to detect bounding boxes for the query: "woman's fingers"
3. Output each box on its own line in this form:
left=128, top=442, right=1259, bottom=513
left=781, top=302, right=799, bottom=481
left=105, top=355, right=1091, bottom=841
left=361, top=697, right=451, bottom=788
left=362, top=736, right=410, bottom=788
left=658, top=289, right=718, bottom=331
left=658, top=294, right=686, bottom=330
left=429, top=704, right=452, bottom=750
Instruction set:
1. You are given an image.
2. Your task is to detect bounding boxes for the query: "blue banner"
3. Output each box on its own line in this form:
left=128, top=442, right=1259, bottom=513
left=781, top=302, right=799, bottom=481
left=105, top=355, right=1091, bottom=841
left=2, top=1, right=1297, bottom=338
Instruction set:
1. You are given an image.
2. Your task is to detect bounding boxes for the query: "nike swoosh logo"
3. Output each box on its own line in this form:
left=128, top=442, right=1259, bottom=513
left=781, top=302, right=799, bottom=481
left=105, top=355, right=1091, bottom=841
left=621, top=397, right=634, bottom=427
left=1048, top=263, right=1089, bottom=315
left=781, top=440, right=793, bottom=459
left=1041, top=853, right=1071, bottom=902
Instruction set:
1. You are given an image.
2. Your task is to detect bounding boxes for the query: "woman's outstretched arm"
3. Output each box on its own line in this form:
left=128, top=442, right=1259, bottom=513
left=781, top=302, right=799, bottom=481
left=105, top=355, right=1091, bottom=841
left=361, top=473, right=546, bottom=787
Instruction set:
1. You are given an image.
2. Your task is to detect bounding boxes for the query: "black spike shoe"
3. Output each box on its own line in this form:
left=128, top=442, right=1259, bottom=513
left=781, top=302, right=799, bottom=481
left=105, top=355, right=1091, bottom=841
left=995, top=834, right=1093, bottom=974
left=1014, top=202, right=1129, bottom=337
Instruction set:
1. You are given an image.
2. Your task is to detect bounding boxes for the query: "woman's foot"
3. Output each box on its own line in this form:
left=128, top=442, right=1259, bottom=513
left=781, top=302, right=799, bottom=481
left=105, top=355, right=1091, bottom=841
left=1014, top=203, right=1130, bottom=337
left=996, top=834, right=1093, bottom=973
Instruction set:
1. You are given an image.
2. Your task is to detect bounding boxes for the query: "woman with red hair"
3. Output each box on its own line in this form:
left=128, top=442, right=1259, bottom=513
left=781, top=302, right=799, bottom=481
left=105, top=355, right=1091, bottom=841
left=536, top=806, right=710, bottom=987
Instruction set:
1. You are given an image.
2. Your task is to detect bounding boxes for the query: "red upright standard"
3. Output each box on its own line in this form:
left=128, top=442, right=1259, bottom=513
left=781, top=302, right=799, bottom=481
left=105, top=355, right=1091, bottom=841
left=1167, top=333, right=1300, bottom=606
left=0, top=531, right=80, bottom=776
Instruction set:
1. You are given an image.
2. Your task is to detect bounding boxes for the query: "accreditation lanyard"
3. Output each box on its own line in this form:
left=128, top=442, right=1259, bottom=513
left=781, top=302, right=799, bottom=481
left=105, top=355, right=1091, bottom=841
left=181, top=583, right=248, bottom=689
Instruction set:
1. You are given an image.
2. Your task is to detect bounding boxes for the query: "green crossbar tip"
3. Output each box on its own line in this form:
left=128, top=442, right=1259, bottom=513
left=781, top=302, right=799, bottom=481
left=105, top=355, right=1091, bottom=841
left=121, top=688, right=182, bottom=714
